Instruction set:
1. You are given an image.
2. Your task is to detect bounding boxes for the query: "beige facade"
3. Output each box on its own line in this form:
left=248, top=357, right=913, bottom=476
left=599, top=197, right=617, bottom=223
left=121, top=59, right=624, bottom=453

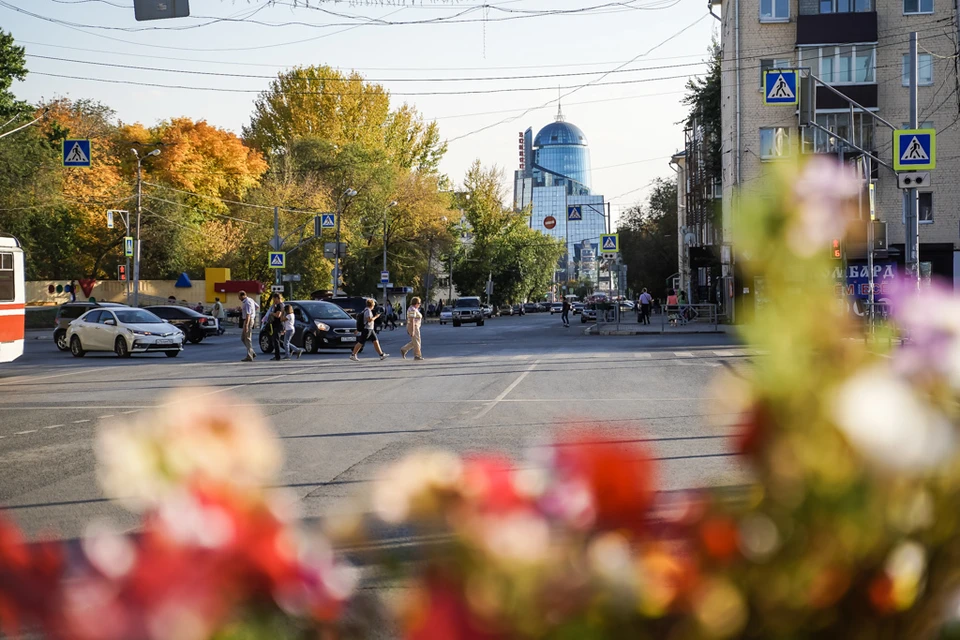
left=716, top=0, right=960, bottom=298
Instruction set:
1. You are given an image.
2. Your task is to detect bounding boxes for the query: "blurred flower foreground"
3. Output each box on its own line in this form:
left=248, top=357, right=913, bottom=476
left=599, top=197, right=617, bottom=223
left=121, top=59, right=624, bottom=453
left=6, top=159, right=960, bottom=639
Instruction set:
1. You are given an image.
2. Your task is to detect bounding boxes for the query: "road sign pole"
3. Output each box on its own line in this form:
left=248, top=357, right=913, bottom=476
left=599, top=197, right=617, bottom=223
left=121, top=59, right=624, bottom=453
left=903, top=32, right=920, bottom=290
left=133, top=159, right=142, bottom=307
left=274, top=206, right=281, bottom=289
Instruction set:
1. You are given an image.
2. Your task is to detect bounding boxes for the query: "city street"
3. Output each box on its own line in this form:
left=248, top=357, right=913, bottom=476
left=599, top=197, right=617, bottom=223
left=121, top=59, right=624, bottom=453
left=0, top=313, right=752, bottom=540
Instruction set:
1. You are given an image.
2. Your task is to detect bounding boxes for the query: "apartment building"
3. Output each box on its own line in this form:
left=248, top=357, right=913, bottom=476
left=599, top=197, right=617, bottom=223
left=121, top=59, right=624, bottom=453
left=713, top=0, right=960, bottom=316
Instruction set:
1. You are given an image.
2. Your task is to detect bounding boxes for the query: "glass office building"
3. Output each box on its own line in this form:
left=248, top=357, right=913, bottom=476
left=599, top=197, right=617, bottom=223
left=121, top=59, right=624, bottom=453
left=532, top=121, right=592, bottom=193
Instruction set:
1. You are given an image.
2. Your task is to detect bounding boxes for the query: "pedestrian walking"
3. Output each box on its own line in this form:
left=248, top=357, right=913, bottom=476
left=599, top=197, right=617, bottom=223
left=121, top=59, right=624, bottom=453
left=666, top=289, right=679, bottom=327
left=268, top=293, right=285, bottom=361
left=561, top=297, right=571, bottom=328
left=350, top=299, right=389, bottom=362
left=212, top=297, right=225, bottom=334
left=282, top=304, right=303, bottom=360
left=639, top=288, right=652, bottom=325
left=238, top=290, right=257, bottom=362
left=400, top=296, right=424, bottom=360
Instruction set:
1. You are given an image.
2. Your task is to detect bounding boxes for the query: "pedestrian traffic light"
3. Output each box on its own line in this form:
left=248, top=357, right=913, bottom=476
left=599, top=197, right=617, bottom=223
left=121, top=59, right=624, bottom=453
left=831, top=238, right=842, bottom=259
left=118, top=264, right=127, bottom=281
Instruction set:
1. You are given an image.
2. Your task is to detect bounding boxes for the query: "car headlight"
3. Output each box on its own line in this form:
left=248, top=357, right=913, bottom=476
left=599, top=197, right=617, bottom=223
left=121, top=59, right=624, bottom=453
left=131, top=330, right=153, bottom=336
left=314, top=320, right=331, bottom=332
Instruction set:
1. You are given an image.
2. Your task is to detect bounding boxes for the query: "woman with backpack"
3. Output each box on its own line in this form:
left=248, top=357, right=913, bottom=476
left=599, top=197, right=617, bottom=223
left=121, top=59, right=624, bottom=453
left=350, top=299, right=389, bottom=362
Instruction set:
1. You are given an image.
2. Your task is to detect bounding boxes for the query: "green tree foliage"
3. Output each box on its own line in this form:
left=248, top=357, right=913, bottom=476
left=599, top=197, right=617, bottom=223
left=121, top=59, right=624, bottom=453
left=682, top=41, right=721, bottom=174
left=453, top=162, right=563, bottom=305
left=619, top=178, right=678, bottom=298
left=0, top=30, right=27, bottom=119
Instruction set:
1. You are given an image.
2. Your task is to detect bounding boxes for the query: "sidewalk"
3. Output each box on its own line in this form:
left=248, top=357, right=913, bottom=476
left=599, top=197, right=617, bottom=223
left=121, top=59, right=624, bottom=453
left=589, top=311, right=733, bottom=335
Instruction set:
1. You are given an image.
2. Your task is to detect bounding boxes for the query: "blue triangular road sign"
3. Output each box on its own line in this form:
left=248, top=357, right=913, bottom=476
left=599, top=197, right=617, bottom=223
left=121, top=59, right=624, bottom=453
left=567, top=205, right=582, bottom=221
left=602, top=236, right=617, bottom=250
left=321, top=214, right=336, bottom=228
left=270, top=253, right=284, bottom=266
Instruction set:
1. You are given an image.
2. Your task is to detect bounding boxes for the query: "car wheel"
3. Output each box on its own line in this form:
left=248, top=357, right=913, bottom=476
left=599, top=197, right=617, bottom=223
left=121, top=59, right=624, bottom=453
left=303, top=333, right=316, bottom=354
left=188, top=329, right=204, bottom=344
left=70, top=335, right=85, bottom=357
left=478, top=320, right=485, bottom=327
left=165, top=350, right=179, bottom=358
left=55, top=330, right=69, bottom=351
left=259, top=333, right=272, bottom=354
left=453, top=320, right=461, bottom=327
left=114, top=336, right=131, bottom=358
left=581, top=316, right=586, bottom=323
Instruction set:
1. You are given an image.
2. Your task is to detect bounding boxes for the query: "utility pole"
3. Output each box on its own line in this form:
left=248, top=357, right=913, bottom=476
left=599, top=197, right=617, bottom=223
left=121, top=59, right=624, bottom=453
left=273, top=206, right=281, bottom=289
left=333, top=189, right=358, bottom=295
left=904, top=32, right=921, bottom=289
left=383, top=201, right=397, bottom=310
left=448, top=256, right=454, bottom=301
left=131, top=148, right=159, bottom=307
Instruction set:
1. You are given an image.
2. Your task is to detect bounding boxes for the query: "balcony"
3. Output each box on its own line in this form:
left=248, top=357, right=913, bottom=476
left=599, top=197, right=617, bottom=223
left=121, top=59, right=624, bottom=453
left=797, top=11, right=877, bottom=45
left=816, top=83, right=878, bottom=109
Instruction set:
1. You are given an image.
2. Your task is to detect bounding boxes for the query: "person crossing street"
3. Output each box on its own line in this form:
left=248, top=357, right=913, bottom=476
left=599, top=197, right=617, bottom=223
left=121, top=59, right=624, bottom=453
left=401, top=297, right=424, bottom=360
left=239, top=290, right=257, bottom=362
left=561, top=298, right=571, bottom=328
left=350, top=299, right=389, bottom=362
left=268, top=293, right=285, bottom=361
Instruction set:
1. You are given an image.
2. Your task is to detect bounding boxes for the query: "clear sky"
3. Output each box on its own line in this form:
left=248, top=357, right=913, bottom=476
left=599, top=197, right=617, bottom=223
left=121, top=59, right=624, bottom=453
left=2, top=0, right=717, bottom=225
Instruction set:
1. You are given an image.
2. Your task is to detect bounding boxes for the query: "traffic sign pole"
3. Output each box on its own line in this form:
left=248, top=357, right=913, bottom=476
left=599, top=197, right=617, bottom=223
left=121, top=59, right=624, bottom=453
left=904, top=32, right=920, bottom=290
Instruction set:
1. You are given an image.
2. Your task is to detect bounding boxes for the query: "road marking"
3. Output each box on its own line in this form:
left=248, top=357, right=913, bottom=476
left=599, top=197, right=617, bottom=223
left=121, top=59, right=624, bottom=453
left=0, top=365, right=111, bottom=387
left=121, top=410, right=139, bottom=414
left=713, top=350, right=743, bottom=357
left=44, top=425, right=63, bottom=429
left=633, top=352, right=652, bottom=358
left=15, top=430, right=37, bottom=435
left=473, top=359, right=540, bottom=421
left=673, top=352, right=694, bottom=358
left=100, top=414, right=114, bottom=419
left=72, top=419, right=90, bottom=424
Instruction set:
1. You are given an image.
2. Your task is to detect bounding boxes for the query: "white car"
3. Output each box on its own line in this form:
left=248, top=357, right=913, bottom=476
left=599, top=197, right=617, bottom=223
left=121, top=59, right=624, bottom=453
left=439, top=306, right=453, bottom=324
left=67, top=308, right=184, bottom=358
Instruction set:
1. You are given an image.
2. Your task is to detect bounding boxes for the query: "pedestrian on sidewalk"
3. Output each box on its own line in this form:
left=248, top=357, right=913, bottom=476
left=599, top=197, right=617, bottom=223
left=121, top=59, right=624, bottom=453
left=386, top=301, right=397, bottom=330
left=350, top=299, right=389, bottom=362
left=282, top=304, right=303, bottom=360
left=401, top=296, right=424, bottom=360
left=239, top=290, right=257, bottom=362
left=561, top=297, right=571, bottom=327
left=268, top=293, right=286, bottom=361
left=666, top=290, right=679, bottom=327
left=212, top=297, right=225, bottom=335
left=639, top=288, right=652, bottom=325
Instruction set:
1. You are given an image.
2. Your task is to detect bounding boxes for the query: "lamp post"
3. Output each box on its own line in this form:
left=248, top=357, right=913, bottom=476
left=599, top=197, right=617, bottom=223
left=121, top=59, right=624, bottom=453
left=131, top=147, right=160, bottom=307
left=383, top=200, right=398, bottom=309
left=333, top=188, right=357, bottom=295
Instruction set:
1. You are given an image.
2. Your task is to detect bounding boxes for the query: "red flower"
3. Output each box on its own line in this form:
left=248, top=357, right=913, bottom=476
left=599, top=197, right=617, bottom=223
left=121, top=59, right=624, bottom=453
left=461, top=455, right=528, bottom=515
left=553, top=430, right=657, bottom=533
left=699, top=517, right=740, bottom=562
left=404, top=576, right=506, bottom=640
left=736, top=402, right=772, bottom=458
left=0, top=517, right=65, bottom=638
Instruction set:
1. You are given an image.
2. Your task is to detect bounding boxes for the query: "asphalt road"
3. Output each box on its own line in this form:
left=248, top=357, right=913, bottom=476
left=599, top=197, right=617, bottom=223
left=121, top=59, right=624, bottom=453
left=0, top=312, right=752, bottom=539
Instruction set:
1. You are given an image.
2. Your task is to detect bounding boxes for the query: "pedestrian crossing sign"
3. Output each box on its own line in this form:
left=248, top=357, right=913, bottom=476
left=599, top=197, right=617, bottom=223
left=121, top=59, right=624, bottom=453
left=763, top=70, right=798, bottom=106
left=320, top=214, right=336, bottom=229
left=893, top=129, right=936, bottom=171
left=567, top=205, right=582, bottom=221
left=62, top=139, right=92, bottom=167
left=600, top=233, right=619, bottom=253
left=269, top=251, right=286, bottom=269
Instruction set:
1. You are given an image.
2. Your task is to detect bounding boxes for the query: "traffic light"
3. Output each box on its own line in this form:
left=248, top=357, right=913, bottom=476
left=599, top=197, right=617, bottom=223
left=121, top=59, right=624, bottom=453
left=134, top=0, right=189, bottom=21
left=831, top=238, right=842, bottom=259
left=118, top=264, right=127, bottom=281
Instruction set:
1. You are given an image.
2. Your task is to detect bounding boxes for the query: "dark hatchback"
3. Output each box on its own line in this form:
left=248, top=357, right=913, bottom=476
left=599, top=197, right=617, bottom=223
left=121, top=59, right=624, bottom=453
left=143, top=305, right=219, bottom=343
left=258, top=300, right=358, bottom=353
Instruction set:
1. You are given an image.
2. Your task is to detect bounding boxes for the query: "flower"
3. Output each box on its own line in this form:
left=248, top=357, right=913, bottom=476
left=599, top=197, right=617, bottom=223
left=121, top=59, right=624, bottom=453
left=372, top=450, right=463, bottom=525
left=833, top=365, right=957, bottom=472
left=787, top=157, right=861, bottom=257
left=96, top=389, right=282, bottom=511
left=888, top=278, right=960, bottom=388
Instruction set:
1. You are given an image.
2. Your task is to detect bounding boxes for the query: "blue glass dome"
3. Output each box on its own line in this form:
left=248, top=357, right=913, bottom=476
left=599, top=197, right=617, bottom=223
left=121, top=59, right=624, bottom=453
left=533, top=121, right=588, bottom=147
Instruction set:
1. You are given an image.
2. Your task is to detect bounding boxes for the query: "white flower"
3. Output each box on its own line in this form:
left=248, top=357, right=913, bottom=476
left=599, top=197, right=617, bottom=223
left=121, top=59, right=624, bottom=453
left=834, top=366, right=956, bottom=472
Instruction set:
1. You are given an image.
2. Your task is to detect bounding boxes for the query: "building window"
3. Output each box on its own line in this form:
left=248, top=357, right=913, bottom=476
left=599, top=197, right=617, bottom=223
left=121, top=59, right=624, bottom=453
left=0, top=253, right=12, bottom=302
left=760, top=59, right=792, bottom=87
left=819, top=0, right=871, bottom=11
left=903, top=0, right=933, bottom=13
left=800, top=46, right=875, bottom=84
left=804, top=112, right=876, bottom=153
left=919, top=192, right=933, bottom=223
left=760, top=127, right=791, bottom=159
left=902, top=53, right=934, bottom=85
left=760, top=0, right=789, bottom=21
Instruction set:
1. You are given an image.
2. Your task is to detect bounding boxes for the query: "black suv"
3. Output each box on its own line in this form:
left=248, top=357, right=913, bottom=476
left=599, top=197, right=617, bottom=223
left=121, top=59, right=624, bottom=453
left=53, top=301, right=128, bottom=351
left=452, top=297, right=484, bottom=327
left=143, top=305, right=219, bottom=343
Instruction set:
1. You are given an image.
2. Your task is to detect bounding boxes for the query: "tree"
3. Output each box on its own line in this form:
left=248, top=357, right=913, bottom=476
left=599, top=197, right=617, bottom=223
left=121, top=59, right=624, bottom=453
left=682, top=41, right=721, bottom=174
left=0, top=30, right=27, bottom=119
left=243, top=66, right=445, bottom=173
left=619, top=178, right=678, bottom=297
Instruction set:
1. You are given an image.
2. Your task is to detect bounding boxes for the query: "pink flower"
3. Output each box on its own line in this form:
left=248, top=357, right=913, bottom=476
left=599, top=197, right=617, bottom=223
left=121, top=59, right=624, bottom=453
left=788, top=157, right=861, bottom=257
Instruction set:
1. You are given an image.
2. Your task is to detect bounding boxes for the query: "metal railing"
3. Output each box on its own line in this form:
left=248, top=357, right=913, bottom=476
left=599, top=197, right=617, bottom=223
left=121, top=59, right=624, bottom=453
left=595, top=303, right=719, bottom=332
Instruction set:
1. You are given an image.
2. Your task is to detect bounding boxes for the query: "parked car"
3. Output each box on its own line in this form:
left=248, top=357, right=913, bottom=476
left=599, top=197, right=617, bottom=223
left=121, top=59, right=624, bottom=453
left=550, top=302, right=563, bottom=314
left=53, top=301, right=128, bottom=351
left=143, top=306, right=219, bottom=344
left=67, top=308, right=183, bottom=358
left=537, top=303, right=550, bottom=312
left=581, top=303, right=598, bottom=323
left=438, top=306, right=454, bottom=325
left=499, top=305, right=514, bottom=316
left=573, top=303, right=584, bottom=315
left=513, top=304, right=525, bottom=316
left=258, top=300, right=358, bottom=353
left=522, top=303, right=539, bottom=314
left=453, top=297, right=484, bottom=327
left=481, top=304, right=495, bottom=318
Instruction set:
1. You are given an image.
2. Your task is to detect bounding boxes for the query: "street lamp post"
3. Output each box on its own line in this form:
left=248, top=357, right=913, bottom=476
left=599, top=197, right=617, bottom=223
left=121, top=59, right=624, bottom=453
left=131, top=147, right=160, bottom=307
left=333, top=188, right=357, bottom=295
left=383, top=200, right=398, bottom=309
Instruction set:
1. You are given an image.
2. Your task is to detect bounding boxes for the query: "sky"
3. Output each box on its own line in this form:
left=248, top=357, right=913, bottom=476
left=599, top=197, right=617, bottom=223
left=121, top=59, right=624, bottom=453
left=2, top=0, right=718, bottom=227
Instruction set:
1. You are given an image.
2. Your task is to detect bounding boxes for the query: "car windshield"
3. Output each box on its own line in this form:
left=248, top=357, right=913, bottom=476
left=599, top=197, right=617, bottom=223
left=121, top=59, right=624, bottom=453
left=442, top=307, right=452, bottom=312
left=457, top=299, right=480, bottom=308
left=114, top=309, right=163, bottom=324
left=300, top=302, right=350, bottom=320
left=59, top=306, right=88, bottom=319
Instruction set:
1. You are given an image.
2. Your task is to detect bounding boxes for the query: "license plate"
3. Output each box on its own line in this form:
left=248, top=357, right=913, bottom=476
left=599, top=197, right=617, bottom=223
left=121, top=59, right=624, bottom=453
left=156, top=339, right=174, bottom=345
left=341, top=336, right=356, bottom=343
